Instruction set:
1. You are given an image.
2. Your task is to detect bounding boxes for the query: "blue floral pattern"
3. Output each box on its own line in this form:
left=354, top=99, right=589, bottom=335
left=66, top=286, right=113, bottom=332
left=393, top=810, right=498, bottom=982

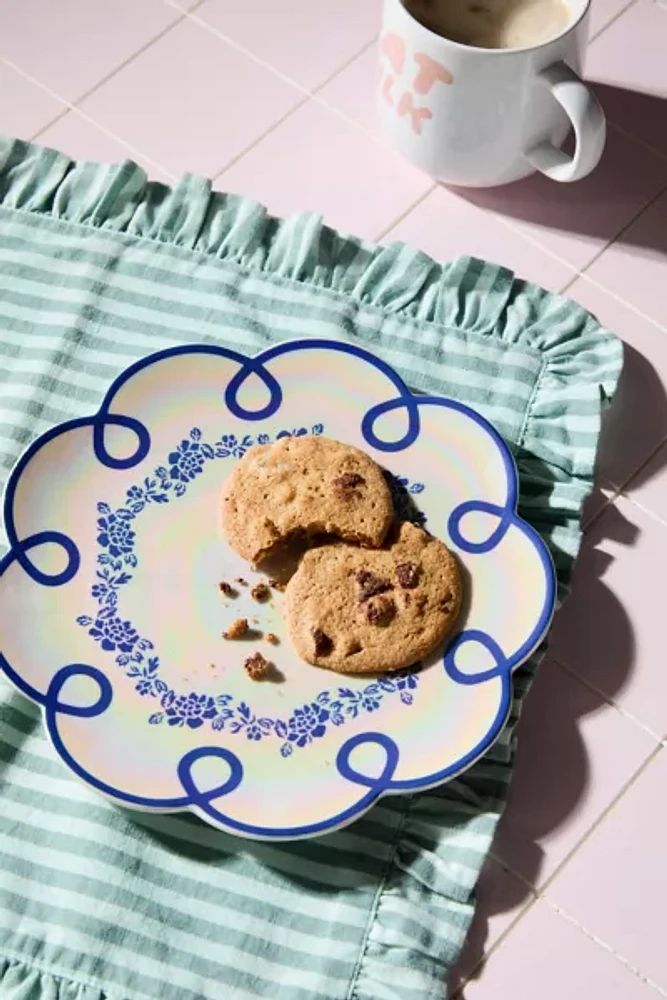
left=77, top=422, right=425, bottom=755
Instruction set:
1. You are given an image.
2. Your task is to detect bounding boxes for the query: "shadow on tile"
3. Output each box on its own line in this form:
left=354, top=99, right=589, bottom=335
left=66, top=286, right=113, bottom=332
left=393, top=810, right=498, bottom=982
left=447, top=503, right=640, bottom=996
left=597, top=341, right=667, bottom=490
left=449, top=93, right=667, bottom=253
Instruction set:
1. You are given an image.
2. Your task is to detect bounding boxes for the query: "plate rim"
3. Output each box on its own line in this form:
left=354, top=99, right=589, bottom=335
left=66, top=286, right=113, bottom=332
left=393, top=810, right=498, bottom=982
left=0, top=338, right=557, bottom=840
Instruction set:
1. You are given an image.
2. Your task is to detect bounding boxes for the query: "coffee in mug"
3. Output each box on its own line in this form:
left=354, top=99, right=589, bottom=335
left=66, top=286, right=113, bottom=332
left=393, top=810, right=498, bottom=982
left=406, top=0, right=572, bottom=49
left=378, top=0, right=605, bottom=186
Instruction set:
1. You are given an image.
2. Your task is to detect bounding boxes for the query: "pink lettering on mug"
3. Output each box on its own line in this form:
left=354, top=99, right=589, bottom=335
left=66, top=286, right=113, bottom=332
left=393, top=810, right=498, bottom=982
left=380, top=33, right=406, bottom=74
left=397, top=91, right=433, bottom=134
left=413, top=53, right=454, bottom=93
left=381, top=73, right=395, bottom=106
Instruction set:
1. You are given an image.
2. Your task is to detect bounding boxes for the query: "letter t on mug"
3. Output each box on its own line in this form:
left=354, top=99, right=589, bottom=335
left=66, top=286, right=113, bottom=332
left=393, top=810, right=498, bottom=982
left=377, top=0, right=606, bottom=186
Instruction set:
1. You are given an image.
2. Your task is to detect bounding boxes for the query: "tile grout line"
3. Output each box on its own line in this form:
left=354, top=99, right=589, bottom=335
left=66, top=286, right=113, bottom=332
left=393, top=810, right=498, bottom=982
left=211, top=36, right=379, bottom=182
left=449, top=890, right=541, bottom=999
left=597, top=433, right=667, bottom=525
left=373, top=183, right=439, bottom=242
left=559, top=176, right=667, bottom=296
left=164, top=0, right=389, bottom=146
left=588, top=0, right=639, bottom=41
left=551, top=654, right=665, bottom=743
left=66, top=10, right=189, bottom=110
left=511, top=742, right=663, bottom=904
left=619, top=481, right=667, bottom=532
left=544, top=899, right=667, bottom=998
left=465, top=746, right=666, bottom=997
left=2, top=58, right=178, bottom=181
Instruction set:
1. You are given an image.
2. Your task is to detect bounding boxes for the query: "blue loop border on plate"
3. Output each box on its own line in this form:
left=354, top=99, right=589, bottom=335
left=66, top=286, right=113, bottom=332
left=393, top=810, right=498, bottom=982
left=0, top=339, right=556, bottom=839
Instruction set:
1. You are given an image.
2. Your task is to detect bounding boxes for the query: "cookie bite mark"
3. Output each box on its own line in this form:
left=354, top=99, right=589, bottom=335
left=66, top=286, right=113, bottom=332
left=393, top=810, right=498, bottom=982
left=221, top=435, right=394, bottom=564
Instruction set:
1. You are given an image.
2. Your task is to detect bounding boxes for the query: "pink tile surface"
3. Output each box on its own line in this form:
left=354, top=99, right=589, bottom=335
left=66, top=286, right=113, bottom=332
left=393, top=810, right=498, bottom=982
left=623, top=441, right=667, bottom=528
left=459, top=125, right=667, bottom=272
left=492, top=658, right=656, bottom=886
left=583, top=188, right=667, bottom=327
left=78, top=18, right=302, bottom=181
left=589, top=0, right=635, bottom=39
left=0, top=62, right=64, bottom=140
left=318, top=45, right=379, bottom=134
left=587, top=0, right=667, bottom=159
left=196, top=0, right=381, bottom=91
left=0, top=0, right=180, bottom=103
left=549, top=747, right=667, bottom=991
left=566, top=277, right=667, bottom=490
left=550, top=495, right=667, bottom=737
left=37, top=112, right=175, bottom=185
left=447, top=857, right=535, bottom=994
left=218, top=99, right=432, bottom=240
left=383, top=185, right=576, bottom=292
left=463, top=897, right=653, bottom=1000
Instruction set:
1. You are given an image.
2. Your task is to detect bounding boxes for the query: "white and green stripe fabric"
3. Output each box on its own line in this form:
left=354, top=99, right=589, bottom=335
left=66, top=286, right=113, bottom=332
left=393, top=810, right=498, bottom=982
left=0, top=137, right=621, bottom=1000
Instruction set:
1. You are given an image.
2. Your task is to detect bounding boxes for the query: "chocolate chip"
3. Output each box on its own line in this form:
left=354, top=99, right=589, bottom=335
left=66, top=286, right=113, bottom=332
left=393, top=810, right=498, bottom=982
left=396, top=562, right=421, bottom=589
left=333, top=472, right=366, bottom=499
left=415, top=596, right=428, bottom=615
left=218, top=581, right=236, bottom=597
left=244, top=651, right=271, bottom=680
left=356, top=571, right=394, bottom=602
left=439, top=590, right=454, bottom=613
left=312, top=628, right=334, bottom=657
left=366, top=595, right=396, bottom=626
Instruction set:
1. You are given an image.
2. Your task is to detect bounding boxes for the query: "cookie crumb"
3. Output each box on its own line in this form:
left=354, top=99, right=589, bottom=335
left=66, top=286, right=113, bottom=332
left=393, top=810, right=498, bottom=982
left=218, top=581, right=235, bottom=597
left=312, top=628, right=334, bottom=657
left=235, top=577, right=248, bottom=587
left=333, top=472, right=366, bottom=500
left=366, top=595, right=396, bottom=626
left=268, top=578, right=285, bottom=592
left=357, top=570, right=394, bottom=602
left=266, top=633, right=280, bottom=646
left=223, top=618, right=248, bottom=640
left=245, top=651, right=272, bottom=681
left=250, top=581, right=271, bottom=602
left=396, top=562, right=421, bottom=589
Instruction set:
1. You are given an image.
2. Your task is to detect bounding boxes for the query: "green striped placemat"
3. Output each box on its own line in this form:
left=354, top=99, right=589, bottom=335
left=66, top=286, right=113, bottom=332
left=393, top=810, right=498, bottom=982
left=0, top=137, right=621, bottom=1000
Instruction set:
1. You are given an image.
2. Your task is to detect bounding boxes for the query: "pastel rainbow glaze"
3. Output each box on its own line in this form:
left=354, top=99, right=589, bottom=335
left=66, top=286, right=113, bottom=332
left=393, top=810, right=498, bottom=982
left=0, top=340, right=555, bottom=840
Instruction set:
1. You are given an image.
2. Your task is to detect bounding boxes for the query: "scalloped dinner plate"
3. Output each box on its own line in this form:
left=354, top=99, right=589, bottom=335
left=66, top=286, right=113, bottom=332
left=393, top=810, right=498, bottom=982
left=0, top=340, right=555, bottom=840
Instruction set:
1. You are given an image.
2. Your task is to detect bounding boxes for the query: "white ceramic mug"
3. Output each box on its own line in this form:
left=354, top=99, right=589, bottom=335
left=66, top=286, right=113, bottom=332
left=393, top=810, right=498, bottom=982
left=377, top=0, right=606, bottom=186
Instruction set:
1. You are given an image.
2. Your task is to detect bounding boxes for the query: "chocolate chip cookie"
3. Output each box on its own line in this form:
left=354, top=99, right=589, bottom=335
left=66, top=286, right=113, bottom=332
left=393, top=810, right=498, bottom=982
left=221, top=435, right=394, bottom=565
left=284, top=521, right=462, bottom=674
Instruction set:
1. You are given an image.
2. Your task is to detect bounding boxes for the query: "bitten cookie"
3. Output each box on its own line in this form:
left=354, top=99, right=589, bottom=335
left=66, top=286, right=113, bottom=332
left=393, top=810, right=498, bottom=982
left=221, top=435, right=394, bottom=564
left=284, top=521, right=462, bottom=674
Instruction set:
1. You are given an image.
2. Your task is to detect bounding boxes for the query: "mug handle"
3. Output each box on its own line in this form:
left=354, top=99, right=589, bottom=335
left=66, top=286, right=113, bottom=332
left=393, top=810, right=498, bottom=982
left=525, top=61, right=606, bottom=183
